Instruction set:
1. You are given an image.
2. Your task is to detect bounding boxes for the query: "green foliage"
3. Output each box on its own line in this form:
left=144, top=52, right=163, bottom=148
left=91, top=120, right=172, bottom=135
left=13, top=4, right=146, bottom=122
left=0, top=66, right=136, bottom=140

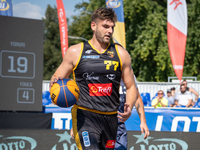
left=184, top=0, right=200, bottom=79
left=124, top=0, right=173, bottom=81
left=68, top=0, right=106, bottom=45
left=43, top=5, right=62, bottom=80
left=43, top=0, right=200, bottom=81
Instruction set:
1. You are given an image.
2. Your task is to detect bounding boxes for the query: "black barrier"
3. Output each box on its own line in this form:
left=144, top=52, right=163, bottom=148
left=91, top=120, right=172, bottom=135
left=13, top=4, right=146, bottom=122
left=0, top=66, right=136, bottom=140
left=0, top=113, right=52, bottom=129
left=0, top=130, right=199, bottom=150
left=127, top=131, right=200, bottom=150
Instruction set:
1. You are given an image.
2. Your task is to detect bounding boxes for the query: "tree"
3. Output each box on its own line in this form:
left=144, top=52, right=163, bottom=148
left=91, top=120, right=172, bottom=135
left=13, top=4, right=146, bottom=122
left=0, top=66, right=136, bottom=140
left=68, top=0, right=106, bottom=45
left=123, top=0, right=175, bottom=82
left=43, top=5, right=62, bottom=80
left=43, top=0, right=200, bottom=81
left=184, top=0, right=200, bottom=79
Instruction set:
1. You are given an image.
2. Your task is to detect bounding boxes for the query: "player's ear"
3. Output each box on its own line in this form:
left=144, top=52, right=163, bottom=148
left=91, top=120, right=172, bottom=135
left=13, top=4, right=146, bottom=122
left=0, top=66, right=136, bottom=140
left=91, top=21, right=96, bottom=32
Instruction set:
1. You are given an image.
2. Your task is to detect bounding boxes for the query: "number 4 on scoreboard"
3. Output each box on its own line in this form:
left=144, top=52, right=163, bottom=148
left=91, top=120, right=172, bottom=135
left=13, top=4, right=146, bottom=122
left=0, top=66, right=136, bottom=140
left=17, top=88, right=35, bottom=103
left=23, top=91, right=29, bottom=100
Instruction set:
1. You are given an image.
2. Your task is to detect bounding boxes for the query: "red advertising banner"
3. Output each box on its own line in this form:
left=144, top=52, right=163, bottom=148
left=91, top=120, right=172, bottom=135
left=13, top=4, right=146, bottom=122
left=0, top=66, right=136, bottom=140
left=56, top=0, right=68, bottom=58
left=167, top=0, right=187, bottom=82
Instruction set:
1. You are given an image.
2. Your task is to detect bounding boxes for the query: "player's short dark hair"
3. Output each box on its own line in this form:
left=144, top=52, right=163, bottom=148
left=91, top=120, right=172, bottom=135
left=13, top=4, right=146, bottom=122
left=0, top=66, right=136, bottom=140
left=91, top=7, right=117, bottom=23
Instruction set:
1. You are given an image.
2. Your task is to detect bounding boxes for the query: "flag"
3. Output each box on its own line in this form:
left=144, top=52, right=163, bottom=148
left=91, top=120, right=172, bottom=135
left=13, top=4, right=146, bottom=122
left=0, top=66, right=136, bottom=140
left=105, top=0, right=126, bottom=49
left=167, top=0, right=187, bottom=82
left=0, top=0, right=13, bottom=16
left=56, top=0, right=68, bottom=58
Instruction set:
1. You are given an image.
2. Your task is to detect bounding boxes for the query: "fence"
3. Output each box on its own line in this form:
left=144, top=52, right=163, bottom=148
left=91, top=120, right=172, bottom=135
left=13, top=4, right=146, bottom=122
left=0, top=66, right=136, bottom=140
left=43, top=80, right=200, bottom=101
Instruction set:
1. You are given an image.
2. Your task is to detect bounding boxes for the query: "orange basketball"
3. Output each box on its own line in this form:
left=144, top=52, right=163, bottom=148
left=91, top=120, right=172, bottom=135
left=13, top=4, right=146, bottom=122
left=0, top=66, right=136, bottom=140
left=50, top=79, right=79, bottom=107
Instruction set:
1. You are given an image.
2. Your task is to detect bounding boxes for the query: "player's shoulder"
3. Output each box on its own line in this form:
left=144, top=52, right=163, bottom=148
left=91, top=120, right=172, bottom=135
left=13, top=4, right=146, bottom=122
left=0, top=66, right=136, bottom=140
left=114, top=43, right=128, bottom=53
left=63, top=42, right=83, bottom=61
left=114, top=43, right=130, bottom=61
left=67, top=42, right=83, bottom=53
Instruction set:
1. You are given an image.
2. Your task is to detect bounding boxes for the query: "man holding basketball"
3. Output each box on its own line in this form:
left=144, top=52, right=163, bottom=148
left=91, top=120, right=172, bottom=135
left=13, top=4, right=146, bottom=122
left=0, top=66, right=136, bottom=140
left=50, top=7, right=137, bottom=150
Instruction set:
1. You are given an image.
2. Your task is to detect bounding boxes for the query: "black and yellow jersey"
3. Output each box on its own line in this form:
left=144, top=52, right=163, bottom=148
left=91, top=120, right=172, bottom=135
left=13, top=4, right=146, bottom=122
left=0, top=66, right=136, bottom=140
left=73, top=41, right=122, bottom=113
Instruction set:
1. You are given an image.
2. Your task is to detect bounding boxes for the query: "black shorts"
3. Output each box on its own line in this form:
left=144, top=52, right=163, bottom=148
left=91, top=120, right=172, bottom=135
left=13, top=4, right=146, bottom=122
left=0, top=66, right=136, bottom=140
left=72, top=105, right=118, bottom=150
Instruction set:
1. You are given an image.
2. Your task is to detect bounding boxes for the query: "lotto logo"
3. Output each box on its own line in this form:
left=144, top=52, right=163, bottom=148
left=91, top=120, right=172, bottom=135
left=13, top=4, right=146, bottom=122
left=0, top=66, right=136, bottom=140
left=88, top=83, right=112, bottom=96
left=105, top=140, right=116, bottom=148
left=173, top=65, right=183, bottom=70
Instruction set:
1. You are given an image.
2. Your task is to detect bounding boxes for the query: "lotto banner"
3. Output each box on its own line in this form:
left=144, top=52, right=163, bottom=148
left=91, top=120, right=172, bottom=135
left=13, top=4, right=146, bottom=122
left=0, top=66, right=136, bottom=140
left=0, top=0, right=13, bottom=16
left=0, top=130, right=77, bottom=150
left=105, top=0, right=126, bottom=49
left=127, top=131, right=200, bottom=150
left=0, top=130, right=200, bottom=150
left=125, top=108, right=200, bottom=132
left=56, top=0, right=68, bottom=58
left=167, top=0, right=187, bottom=81
left=44, top=106, right=200, bottom=132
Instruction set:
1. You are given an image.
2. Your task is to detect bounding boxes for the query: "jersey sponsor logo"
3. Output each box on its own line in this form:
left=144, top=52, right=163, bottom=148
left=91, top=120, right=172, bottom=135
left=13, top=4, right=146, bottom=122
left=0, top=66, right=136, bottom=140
left=82, top=131, right=90, bottom=147
left=88, top=83, right=112, bottom=96
left=106, top=74, right=116, bottom=80
left=82, top=55, right=100, bottom=59
left=82, top=72, right=99, bottom=80
left=85, top=50, right=93, bottom=54
left=105, top=140, right=116, bottom=148
left=107, top=50, right=115, bottom=58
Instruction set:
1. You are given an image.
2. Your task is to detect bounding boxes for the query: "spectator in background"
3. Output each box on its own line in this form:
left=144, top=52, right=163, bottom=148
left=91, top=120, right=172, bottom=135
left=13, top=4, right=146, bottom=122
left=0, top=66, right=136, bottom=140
left=182, top=80, right=199, bottom=103
left=151, top=90, right=168, bottom=108
left=166, top=89, right=175, bottom=107
left=175, top=84, right=193, bottom=107
left=171, top=87, right=176, bottom=98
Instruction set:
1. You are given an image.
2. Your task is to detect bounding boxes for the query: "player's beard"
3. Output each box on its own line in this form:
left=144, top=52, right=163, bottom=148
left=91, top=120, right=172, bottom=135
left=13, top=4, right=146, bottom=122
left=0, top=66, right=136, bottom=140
left=95, top=28, right=111, bottom=44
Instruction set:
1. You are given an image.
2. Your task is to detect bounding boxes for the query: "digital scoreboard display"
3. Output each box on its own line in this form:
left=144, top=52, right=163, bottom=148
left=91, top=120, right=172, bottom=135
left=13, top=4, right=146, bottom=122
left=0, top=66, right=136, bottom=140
left=0, top=16, right=43, bottom=111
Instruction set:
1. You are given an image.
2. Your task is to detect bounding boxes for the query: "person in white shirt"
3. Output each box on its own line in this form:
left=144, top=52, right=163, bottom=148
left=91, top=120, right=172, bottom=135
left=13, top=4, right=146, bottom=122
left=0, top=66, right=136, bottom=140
left=175, top=84, right=193, bottom=107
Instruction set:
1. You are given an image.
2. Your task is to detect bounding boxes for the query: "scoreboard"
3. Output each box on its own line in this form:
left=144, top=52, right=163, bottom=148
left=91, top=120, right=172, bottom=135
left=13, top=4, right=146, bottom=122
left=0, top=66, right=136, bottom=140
left=0, top=16, right=43, bottom=111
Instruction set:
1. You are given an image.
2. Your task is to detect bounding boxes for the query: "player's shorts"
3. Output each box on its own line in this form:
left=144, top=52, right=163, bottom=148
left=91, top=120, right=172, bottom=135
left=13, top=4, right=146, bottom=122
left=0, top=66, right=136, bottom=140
left=114, top=122, right=127, bottom=150
left=71, top=104, right=118, bottom=150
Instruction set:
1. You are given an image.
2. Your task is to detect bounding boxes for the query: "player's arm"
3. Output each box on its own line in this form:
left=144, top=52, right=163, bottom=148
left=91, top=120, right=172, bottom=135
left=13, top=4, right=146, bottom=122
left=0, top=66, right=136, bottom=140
left=49, top=43, right=82, bottom=89
left=189, top=88, right=199, bottom=102
left=117, top=45, right=137, bottom=122
left=135, top=88, right=149, bottom=139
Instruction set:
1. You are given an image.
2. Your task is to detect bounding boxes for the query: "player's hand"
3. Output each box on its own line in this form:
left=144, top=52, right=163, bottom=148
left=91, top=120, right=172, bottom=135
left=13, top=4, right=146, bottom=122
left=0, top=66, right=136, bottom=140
left=140, top=122, right=150, bottom=139
left=70, top=128, right=74, bottom=139
left=117, top=103, right=132, bottom=122
left=49, top=77, right=63, bottom=92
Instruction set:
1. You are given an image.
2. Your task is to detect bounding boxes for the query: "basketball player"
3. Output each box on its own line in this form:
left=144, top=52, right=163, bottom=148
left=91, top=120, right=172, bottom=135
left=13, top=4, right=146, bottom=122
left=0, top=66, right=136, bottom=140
left=50, top=7, right=137, bottom=150
left=70, top=76, right=149, bottom=149
left=115, top=77, right=149, bottom=150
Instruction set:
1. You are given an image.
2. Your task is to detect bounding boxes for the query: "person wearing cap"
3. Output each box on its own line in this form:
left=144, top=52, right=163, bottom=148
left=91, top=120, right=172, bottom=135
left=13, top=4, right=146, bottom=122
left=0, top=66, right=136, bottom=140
left=165, top=89, right=175, bottom=107
left=151, top=90, right=168, bottom=108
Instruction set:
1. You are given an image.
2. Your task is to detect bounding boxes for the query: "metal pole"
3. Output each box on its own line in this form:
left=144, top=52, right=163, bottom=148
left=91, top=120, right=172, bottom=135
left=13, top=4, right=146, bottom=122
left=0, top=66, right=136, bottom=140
left=68, top=36, right=88, bottom=41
